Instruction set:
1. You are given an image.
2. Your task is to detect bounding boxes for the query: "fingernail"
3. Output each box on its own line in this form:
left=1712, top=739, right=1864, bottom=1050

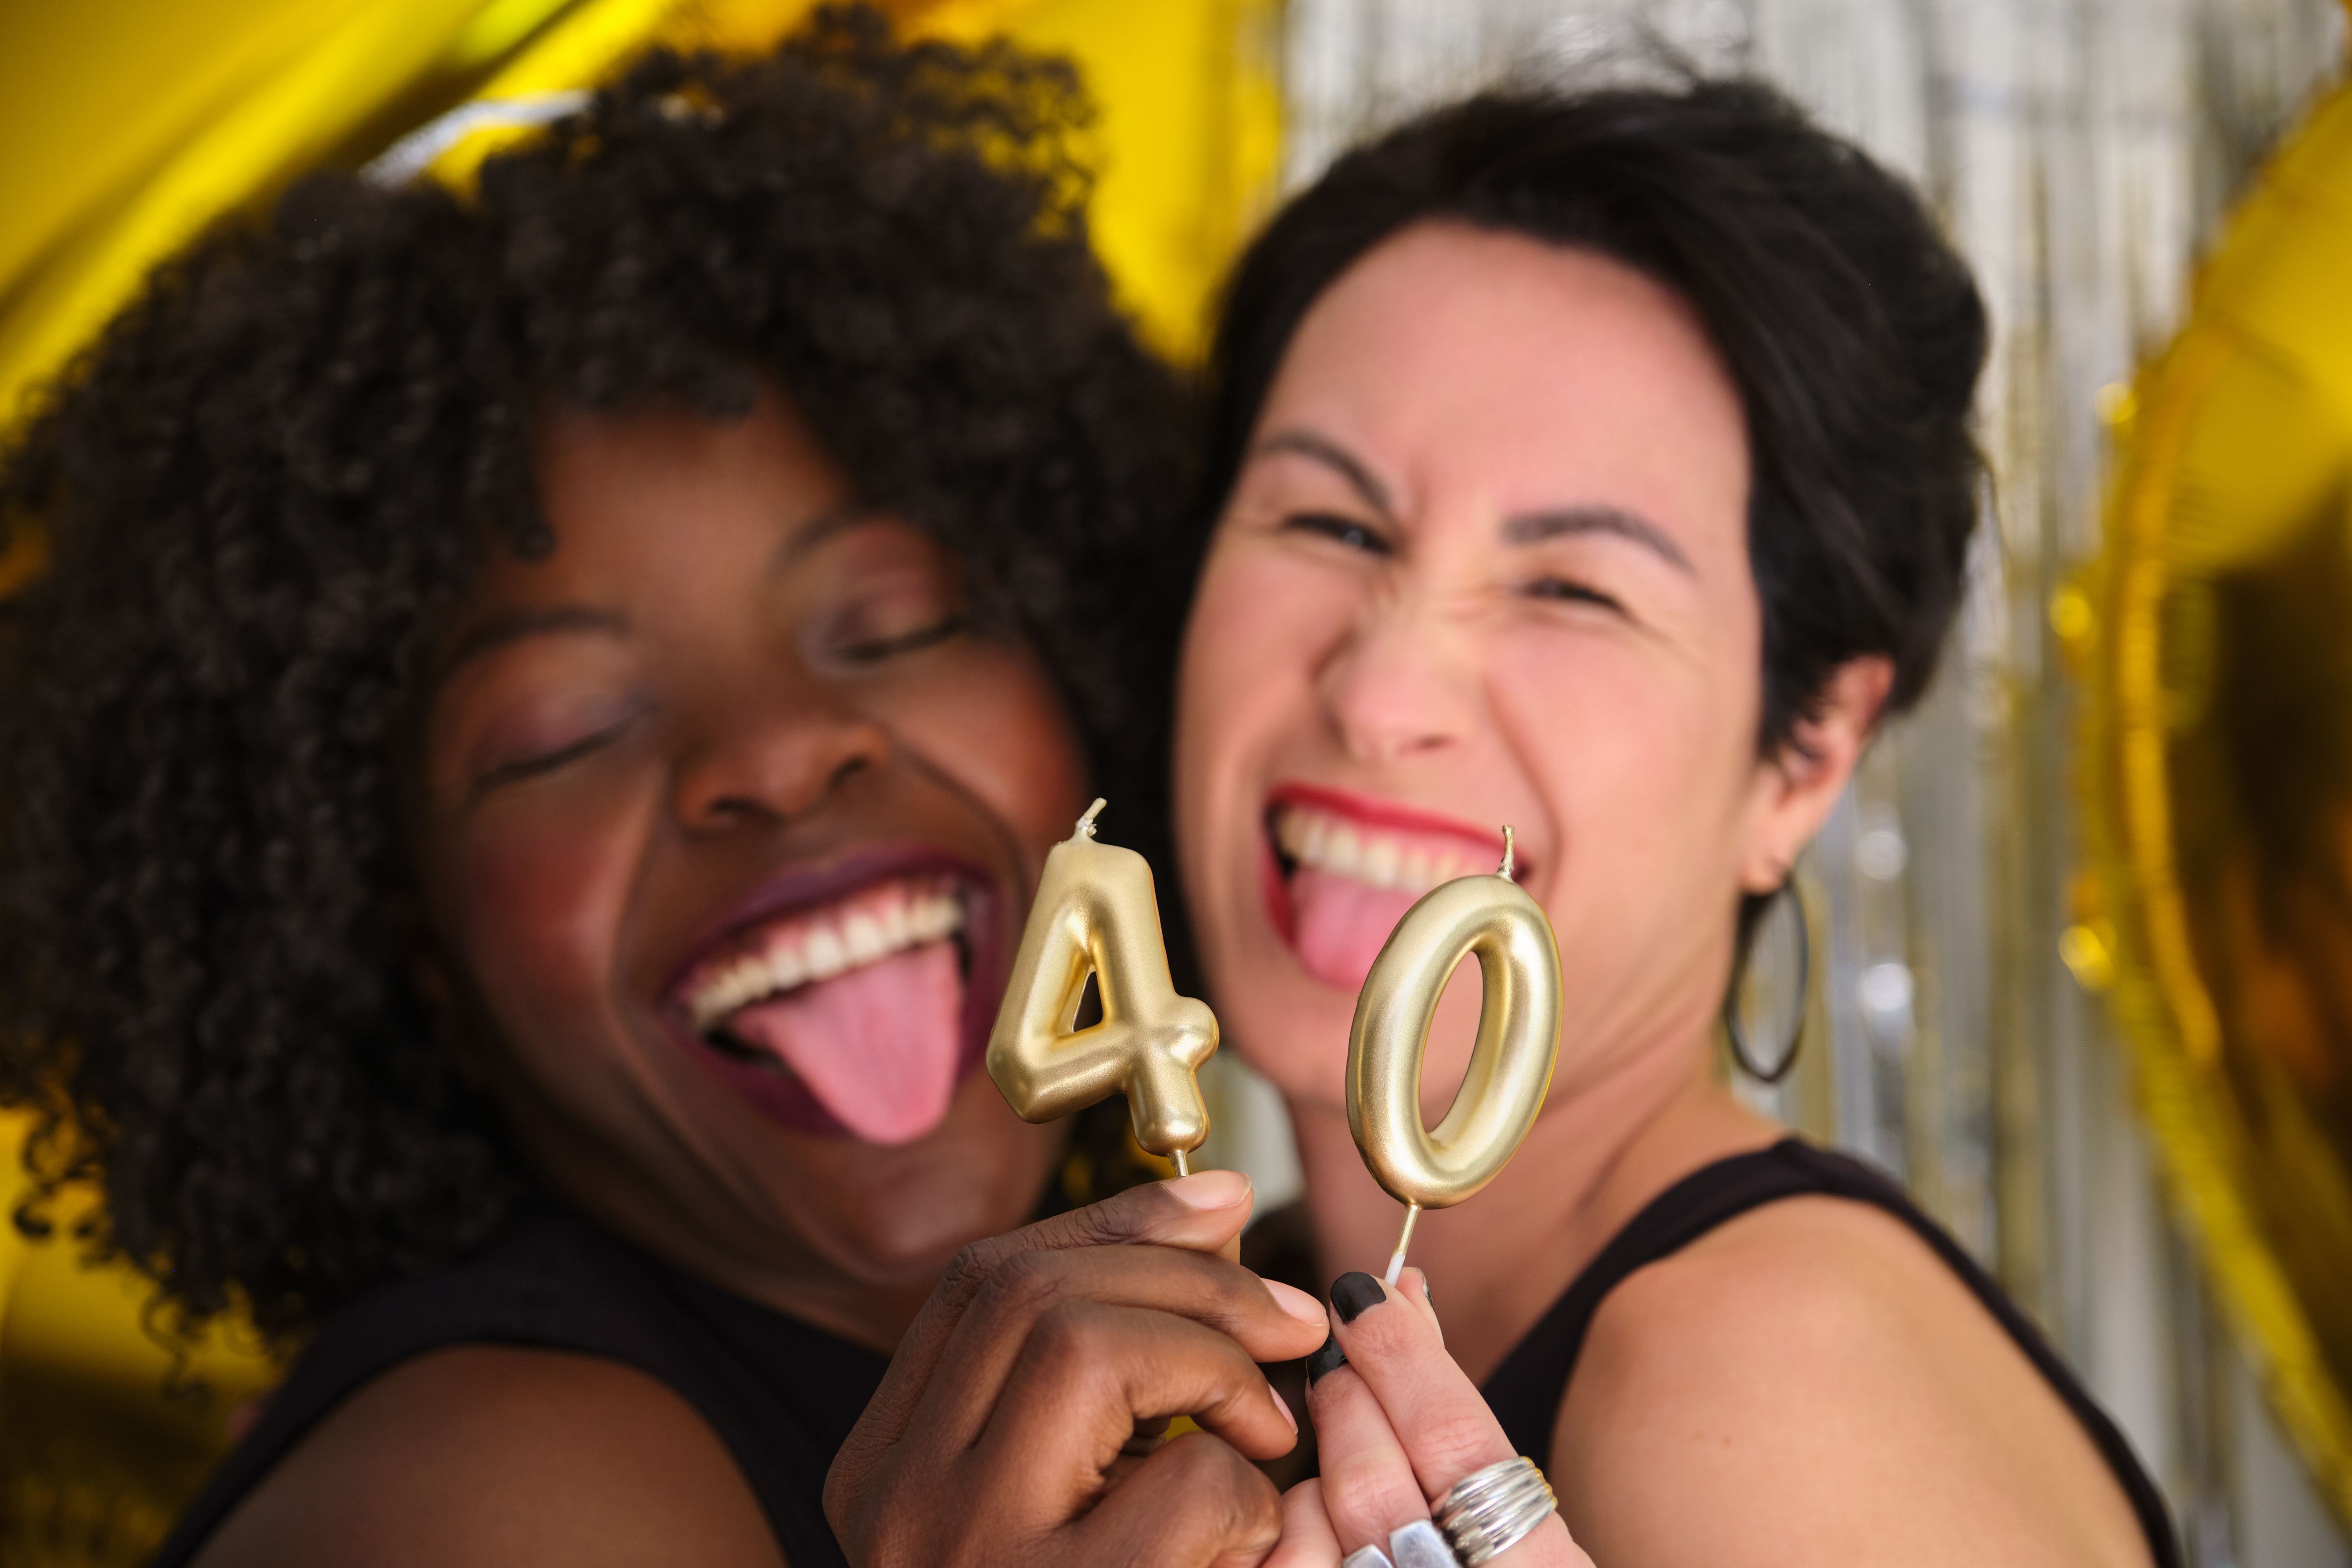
left=1164, top=1170, right=1251, bottom=1209
left=1266, top=1279, right=1328, bottom=1326
left=1270, top=1383, right=1297, bottom=1432
left=1305, top=1328, right=1347, bottom=1385
left=1331, top=1270, right=1386, bottom=1324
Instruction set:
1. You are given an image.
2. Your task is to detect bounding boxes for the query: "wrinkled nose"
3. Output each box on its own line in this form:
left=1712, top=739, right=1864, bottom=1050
left=1317, top=591, right=1475, bottom=767
left=670, top=684, right=892, bottom=832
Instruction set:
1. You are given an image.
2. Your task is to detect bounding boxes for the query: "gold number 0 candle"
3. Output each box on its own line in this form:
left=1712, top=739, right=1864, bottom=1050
left=1349, top=829, right=1563, bottom=1283
left=986, top=800, right=1219, bottom=1173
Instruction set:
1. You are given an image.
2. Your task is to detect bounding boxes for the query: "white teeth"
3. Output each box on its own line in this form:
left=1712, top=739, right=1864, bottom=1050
left=911, top=894, right=959, bottom=942
left=684, top=876, right=967, bottom=1030
left=1274, top=804, right=1499, bottom=898
left=843, top=913, right=886, bottom=965
left=803, top=927, right=847, bottom=981
left=1277, top=811, right=1308, bottom=859
left=1327, top=823, right=1363, bottom=877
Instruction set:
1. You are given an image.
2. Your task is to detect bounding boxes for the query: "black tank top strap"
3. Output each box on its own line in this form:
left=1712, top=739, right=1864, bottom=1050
left=1478, top=1138, right=2179, bottom=1568
left=151, top=1204, right=885, bottom=1568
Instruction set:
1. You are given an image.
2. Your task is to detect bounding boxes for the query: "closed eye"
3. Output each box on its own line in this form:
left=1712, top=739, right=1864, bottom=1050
left=833, top=613, right=968, bottom=666
left=472, top=716, right=639, bottom=798
left=1284, top=511, right=1393, bottom=556
left=1524, top=576, right=1626, bottom=615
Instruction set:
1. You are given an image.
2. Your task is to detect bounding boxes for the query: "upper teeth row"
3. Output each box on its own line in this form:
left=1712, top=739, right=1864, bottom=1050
left=1276, top=806, right=1486, bottom=894
left=688, top=887, right=963, bottom=1030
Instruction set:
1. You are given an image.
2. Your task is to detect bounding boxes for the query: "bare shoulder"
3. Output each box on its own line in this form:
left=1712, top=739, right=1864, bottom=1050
left=1550, top=1195, right=2153, bottom=1568
left=194, top=1344, right=783, bottom=1568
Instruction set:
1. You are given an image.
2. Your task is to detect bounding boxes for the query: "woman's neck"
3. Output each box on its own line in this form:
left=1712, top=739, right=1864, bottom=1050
left=1289, top=1025, right=1781, bottom=1383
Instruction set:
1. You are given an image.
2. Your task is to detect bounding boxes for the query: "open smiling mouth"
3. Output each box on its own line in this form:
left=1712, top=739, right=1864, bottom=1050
left=671, top=871, right=981, bottom=1145
left=1266, top=791, right=1511, bottom=991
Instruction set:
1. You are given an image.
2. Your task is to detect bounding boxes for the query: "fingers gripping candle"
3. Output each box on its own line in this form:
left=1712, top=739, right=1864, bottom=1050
left=1348, top=828, right=1564, bottom=1284
left=987, top=800, right=1219, bottom=1174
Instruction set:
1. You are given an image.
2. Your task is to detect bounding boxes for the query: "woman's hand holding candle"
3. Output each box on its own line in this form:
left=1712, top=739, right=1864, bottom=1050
left=824, top=1174, right=1330, bottom=1567
left=1267, top=1270, right=1591, bottom=1568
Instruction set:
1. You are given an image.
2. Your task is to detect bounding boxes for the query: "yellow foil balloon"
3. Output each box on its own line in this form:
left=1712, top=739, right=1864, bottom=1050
left=988, top=800, right=1219, bottom=1172
left=1347, top=830, right=1562, bottom=1281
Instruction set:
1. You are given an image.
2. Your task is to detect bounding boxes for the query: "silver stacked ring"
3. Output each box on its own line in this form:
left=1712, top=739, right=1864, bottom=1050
left=1432, top=1457, right=1558, bottom=1564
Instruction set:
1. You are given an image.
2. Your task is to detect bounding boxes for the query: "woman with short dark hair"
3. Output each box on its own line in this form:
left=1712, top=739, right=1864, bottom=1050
left=1174, top=77, right=2174, bottom=1567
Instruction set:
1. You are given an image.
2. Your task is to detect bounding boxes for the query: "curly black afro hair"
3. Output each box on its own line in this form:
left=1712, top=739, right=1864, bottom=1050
left=0, top=5, right=1191, bottom=1348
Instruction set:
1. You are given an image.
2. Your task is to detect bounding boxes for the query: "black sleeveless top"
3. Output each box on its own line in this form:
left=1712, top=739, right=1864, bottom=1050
left=1478, top=1139, right=2180, bottom=1567
left=150, top=1203, right=888, bottom=1568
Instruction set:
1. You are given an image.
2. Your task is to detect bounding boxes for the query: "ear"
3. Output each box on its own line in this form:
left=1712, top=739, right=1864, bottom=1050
left=1737, top=655, right=1894, bottom=893
left=387, top=888, right=487, bottom=1090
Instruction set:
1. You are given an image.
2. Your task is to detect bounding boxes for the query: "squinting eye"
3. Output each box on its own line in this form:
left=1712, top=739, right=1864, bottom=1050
left=1525, top=577, right=1626, bottom=615
left=1285, top=511, right=1392, bottom=555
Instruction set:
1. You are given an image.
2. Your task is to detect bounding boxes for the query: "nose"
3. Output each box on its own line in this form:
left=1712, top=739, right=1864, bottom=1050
left=670, top=681, right=893, bottom=833
left=1317, top=585, right=1477, bottom=766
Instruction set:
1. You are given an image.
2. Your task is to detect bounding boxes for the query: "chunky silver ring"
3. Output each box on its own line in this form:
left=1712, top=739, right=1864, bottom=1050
left=1433, top=1457, right=1558, bottom=1565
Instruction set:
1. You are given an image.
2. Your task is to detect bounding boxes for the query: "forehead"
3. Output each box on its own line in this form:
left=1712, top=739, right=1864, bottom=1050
left=1257, top=221, right=1749, bottom=527
left=456, top=390, right=856, bottom=625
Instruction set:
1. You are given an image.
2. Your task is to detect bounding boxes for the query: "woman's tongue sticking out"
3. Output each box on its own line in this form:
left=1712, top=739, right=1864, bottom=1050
left=1288, top=867, right=1418, bottom=991
left=1274, top=798, right=1507, bottom=989
left=723, top=941, right=964, bottom=1146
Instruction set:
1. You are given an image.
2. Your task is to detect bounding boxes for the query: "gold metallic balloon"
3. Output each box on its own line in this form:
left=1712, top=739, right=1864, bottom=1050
left=987, top=801, right=1219, bottom=1171
left=1347, top=832, right=1562, bottom=1280
left=2074, top=57, right=2352, bottom=1520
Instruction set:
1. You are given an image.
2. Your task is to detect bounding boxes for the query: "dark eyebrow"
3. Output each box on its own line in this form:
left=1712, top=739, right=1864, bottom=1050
left=439, top=605, right=630, bottom=687
left=1249, top=428, right=1398, bottom=524
left=1503, top=505, right=1695, bottom=576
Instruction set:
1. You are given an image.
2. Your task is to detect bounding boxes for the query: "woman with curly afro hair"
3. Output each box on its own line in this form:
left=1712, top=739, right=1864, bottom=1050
left=0, top=9, right=1328, bottom=1564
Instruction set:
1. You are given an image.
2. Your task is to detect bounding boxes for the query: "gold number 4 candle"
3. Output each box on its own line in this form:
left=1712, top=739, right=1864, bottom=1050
left=986, top=800, right=1219, bottom=1174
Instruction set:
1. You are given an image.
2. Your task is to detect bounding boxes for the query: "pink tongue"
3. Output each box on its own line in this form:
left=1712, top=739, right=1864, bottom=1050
left=725, top=941, right=965, bottom=1145
left=1290, top=868, right=1421, bottom=991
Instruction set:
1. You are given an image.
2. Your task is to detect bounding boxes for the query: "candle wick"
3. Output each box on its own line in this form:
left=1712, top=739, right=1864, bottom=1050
left=1075, top=798, right=1107, bottom=841
left=1498, top=825, right=1516, bottom=881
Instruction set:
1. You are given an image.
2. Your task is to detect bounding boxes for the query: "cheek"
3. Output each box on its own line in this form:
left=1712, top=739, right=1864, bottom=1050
left=1176, top=546, right=1346, bottom=854
left=884, top=645, right=1087, bottom=860
left=438, top=779, right=653, bottom=1045
left=1493, top=626, right=1760, bottom=879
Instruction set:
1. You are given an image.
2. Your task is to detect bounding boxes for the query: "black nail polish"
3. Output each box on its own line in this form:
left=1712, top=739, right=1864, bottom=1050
left=1305, top=1329, right=1347, bottom=1385
left=1331, top=1270, right=1385, bottom=1324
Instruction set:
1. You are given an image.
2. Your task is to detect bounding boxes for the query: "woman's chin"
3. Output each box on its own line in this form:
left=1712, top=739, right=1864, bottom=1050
left=770, top=1083, right=1059, bottom=1279
left=1220, top=963, right=1362, bottom=1111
